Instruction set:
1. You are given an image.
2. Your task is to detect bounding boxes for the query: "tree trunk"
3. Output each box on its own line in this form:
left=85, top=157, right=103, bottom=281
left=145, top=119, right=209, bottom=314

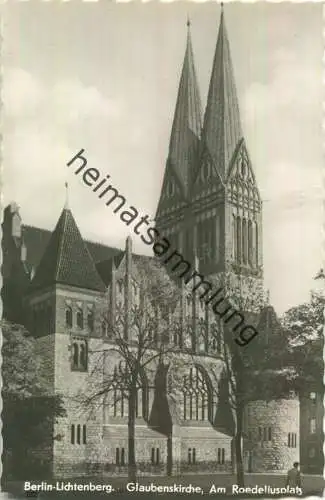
left=234, top=404, right=245, bottom=487
left=128, top=382, right=137, bottom=481
left=167, top=435, right=173, bottom=476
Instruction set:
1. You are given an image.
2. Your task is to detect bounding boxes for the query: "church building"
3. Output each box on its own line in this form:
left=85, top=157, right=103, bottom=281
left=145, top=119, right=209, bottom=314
left=2, top=9, right=322, bottom=478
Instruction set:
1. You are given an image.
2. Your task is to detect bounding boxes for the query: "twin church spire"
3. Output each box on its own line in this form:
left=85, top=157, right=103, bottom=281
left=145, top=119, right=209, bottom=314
left=159, top=7, right=243, bottom=207
left=202, top=9, right=243, bottom=180
left=156, top=8, right=262, bottom=279
left=167, top=18, right=202, bottom=197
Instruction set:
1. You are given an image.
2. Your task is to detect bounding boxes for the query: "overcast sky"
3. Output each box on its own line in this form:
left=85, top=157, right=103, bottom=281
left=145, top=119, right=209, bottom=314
left=2, top=2, right=323, bottom=315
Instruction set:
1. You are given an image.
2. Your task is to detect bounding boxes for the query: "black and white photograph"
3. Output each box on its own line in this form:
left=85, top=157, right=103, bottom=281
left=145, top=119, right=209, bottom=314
left=1, top=1, right=324, bottom=498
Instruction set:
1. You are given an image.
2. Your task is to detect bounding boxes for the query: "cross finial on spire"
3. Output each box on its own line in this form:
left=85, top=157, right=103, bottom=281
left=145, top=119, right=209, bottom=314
left=187, top=16, right=191, bottom=28
left=64, top=182, right=69, bottom=209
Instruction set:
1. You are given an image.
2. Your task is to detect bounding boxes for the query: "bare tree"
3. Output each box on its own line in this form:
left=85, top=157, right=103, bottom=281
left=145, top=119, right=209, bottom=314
left=207, top=270, right=299, bottom=486
left=77, top=257, right=182, bottom=479
left=208, top=271, right=265, bottom=486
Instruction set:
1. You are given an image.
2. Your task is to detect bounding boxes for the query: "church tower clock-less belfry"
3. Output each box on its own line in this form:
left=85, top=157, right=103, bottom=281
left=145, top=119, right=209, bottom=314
left=155, top=8, right=263, bottom=299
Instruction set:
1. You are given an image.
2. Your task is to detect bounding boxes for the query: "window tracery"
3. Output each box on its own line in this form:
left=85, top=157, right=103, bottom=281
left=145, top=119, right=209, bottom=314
left=109, top=362, right=147, bottom=419
left=182, top=366, right=211, bottom=421
left=71, top=338, right=88, bottom=372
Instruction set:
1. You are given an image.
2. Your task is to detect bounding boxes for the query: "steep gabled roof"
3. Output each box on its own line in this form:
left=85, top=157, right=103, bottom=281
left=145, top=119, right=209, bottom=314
left=22, top=224, right=121, bottom=272
left=202, top=9, right=243, bottom=180
left=30, top=208, right=105, bottom=292
left=167, top=21, right=202, bottom=195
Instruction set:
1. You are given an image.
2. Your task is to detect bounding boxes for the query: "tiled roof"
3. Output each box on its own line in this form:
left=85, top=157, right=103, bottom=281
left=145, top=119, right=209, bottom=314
left=22, top=224, right=121, bottom=272
left=168, top=23, right=202, bottom=195
left=30, top=208, right=106, bottom=292
left=202, top=10, right=243, bottom=180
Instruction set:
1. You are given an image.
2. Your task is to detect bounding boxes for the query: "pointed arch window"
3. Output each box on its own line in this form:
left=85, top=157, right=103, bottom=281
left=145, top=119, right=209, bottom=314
left=242, top=218, right=248, bottom=264
left=80, top=343, right=87, bottom=370
left=211, top=323, right=222, bottom=355
left=117, top=280, right=124, bottom=295
left=65, top=306, right=73, bottom=328
left=199, top=298, right=205, bottom=316
left=173, top=327, right=182, bottom=348
left=72, top=343, right=79, bottom=368
left=71, top=339, right=88, bottom=372
left=76, top=424, right=81, bottom=445
left=233, top=215, right=237, bottom=261
left=182, top=366, right=211, bottom=421
left=201, top=162, right=210, bottom=181
left=87, top=309, right=94, bottom=332
left=76, top=308, right=84, bottom=329
left=166, top=180, right=175, bottom=197
left=110, top=362, right=147, bottom=419
left=198, top=319, right=208, bottom=353
left=255, top=222, right=259, bottom=267
left=248, top=220, right=253, bottom=266
left=71, top=424, right=75, bottom=444
left=132, top=280, right=140, bottom=308
left=236, top=216, right=242, bottom=263
left=241, top=158, right=247, bottom=178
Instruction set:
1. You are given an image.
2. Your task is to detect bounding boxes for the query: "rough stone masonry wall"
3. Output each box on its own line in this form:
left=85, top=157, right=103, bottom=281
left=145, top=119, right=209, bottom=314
left=245, top=399, right=300, bottom=472
left=32, top=334, right=56, bottom=474
left=179, top=434, right=232, bottom=474
left=102, top=427, right=168, bottom=476
left=53, top=332, right=104, bottom=478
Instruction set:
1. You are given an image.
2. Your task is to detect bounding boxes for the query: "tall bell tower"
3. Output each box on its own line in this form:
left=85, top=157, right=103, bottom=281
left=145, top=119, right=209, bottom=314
left=156, top=8, right=263, bottom=299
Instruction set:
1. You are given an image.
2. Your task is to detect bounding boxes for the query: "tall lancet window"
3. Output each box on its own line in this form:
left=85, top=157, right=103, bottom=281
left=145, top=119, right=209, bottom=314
left=255, top=222, right=259, bottom=267
left=248, top=220, right=253, bottom=266
left=242, top=218, right=247, bottom=264
left=182, top=366, right=211, bottom=422
left=215, top=216, right=220, bottom=264
left=232, top=215, right=237, bottom=261
left=236, top=216, right=241, bottom=263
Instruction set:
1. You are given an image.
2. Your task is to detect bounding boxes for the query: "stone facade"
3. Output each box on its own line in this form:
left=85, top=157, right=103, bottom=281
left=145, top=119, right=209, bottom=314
left=300, top=390, right=324, bottom=474
left=19, top=228, right=233, bottom=477
left=244, top=399, right=300, bottom=473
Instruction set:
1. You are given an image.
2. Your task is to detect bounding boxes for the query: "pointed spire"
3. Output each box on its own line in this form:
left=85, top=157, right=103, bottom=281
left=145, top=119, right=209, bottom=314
left=202, top=8, right=243, bottom=179
left=167, top=19, right=202, bottom=195
left=30, top=208, right=105, bottom=292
